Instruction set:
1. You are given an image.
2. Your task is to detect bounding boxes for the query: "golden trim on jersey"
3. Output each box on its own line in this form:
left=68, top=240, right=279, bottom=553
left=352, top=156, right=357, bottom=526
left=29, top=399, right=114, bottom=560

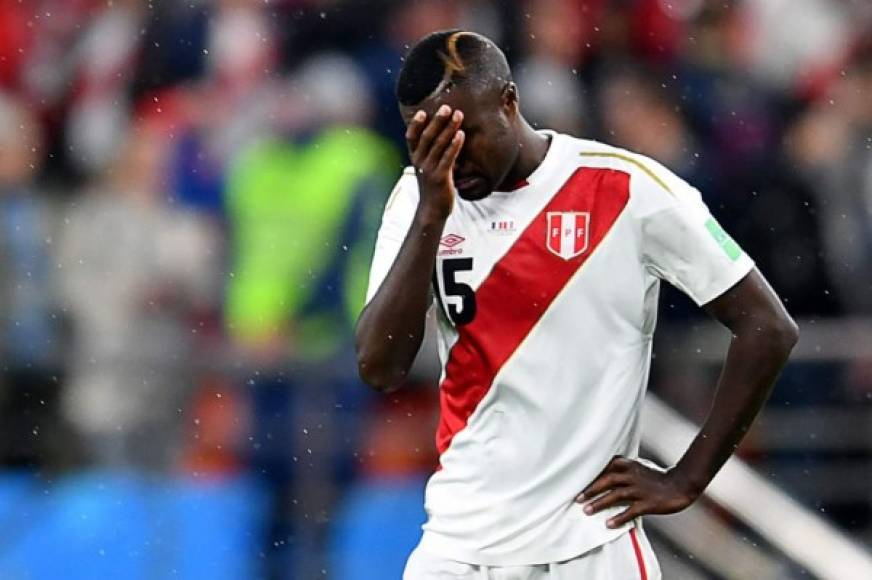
left=385, top=167, right=416, bottom=211
left=578, top=151, right=675, bottom=197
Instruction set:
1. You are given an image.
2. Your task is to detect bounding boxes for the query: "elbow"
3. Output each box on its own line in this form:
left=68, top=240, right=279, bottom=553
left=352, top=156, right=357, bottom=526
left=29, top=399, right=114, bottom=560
left=355, top=348, right=406, bottom=394
left=765, top=312, right=799, bottom=355
left=733, top=308, right=798, bottom=363
left=354, top=314, right=412, bottom=393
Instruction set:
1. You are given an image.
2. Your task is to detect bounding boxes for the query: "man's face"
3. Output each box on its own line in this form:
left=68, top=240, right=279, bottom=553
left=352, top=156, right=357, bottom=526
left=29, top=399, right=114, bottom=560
left=400, top=84, right=519, bottom=200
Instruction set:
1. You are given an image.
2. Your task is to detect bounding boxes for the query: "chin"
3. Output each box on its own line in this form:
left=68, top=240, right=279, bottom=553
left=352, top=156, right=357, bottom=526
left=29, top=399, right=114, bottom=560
left=457, top=183, right=492, bottom=201
left=457, top=189, right=491, bottom=201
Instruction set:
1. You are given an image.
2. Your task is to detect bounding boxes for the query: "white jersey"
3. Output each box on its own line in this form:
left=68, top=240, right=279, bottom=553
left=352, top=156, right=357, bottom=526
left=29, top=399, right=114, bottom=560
left=364, top=131, right=754, bottom=566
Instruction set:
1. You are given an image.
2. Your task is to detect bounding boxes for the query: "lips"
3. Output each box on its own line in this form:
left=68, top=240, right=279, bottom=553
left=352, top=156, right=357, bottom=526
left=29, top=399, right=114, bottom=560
left=454, top=175, right=485, bottom=192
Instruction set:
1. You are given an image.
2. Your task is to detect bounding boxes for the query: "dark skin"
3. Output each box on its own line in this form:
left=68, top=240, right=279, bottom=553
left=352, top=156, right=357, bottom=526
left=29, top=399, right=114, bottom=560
left=355, top=80, right=548, bottom=390
left=579, top=268, right=798, bottom=528
left=355, top=79, right=799, bottom=529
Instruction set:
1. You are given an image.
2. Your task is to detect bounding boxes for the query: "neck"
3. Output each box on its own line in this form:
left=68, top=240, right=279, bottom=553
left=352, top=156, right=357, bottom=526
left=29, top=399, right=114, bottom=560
left=498, top=119, right=551, bottom=190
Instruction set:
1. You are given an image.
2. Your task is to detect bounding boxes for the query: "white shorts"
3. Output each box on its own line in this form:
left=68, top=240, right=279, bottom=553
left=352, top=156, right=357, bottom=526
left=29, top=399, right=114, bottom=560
left=403, top=527, right=660, bottom=580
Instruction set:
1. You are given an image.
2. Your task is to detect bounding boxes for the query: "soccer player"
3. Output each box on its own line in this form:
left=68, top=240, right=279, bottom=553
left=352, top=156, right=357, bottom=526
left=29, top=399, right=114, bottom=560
left=355, top=30, right=798, bottom=579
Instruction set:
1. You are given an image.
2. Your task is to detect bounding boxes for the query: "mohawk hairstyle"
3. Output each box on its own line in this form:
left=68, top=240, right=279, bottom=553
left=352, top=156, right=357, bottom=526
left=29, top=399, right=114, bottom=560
left=396, top=29, right=511, bottom=107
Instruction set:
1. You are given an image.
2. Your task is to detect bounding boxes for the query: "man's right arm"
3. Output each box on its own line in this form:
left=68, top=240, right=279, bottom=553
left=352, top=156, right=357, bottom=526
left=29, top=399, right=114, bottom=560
left=355, top=105, right=465, bottom=392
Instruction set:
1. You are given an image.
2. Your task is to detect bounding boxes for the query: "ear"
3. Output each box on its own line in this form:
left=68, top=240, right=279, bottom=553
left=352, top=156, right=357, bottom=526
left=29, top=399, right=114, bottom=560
left=501, top=81, right=519, bottom=116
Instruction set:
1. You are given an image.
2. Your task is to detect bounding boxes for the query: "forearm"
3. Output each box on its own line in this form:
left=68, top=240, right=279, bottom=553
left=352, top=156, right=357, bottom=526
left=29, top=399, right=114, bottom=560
left=357, top=105, right=464, bottom=391
left=355, top=209, right=446, bottom=391
left=580, top=266, right=797, bottom=528
left=672, top=319, right=798, bottom=493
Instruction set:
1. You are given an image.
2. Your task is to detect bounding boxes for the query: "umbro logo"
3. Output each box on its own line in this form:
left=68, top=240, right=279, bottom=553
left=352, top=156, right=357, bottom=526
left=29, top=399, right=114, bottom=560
left=439, top=234, right=465, bottom=256
left=440, top=234, right=465, bottom=248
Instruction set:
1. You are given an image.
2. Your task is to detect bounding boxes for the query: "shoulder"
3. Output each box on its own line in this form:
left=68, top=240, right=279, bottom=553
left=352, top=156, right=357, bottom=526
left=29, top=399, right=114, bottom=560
left=561, top=136, right=686, bottom=195
left=557, top=135, right=703, bottom=215
left=386, top=166, right=420, bottom=203
left=379, top=166, right=420, bottom=222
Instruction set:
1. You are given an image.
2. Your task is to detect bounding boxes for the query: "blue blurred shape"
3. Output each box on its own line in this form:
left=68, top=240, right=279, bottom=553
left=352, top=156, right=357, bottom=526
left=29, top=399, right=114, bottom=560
left=165, top=474, right=268, bottom=579
left=0, top=470, right=267, bottom=579
left=0, top=471, right=150, bottom=579
left=328, top=476, right=427, bottom=580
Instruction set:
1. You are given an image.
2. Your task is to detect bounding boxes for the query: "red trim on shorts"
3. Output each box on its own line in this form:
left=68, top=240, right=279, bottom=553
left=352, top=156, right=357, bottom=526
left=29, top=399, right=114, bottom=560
left=629, top=528, right=648, bottom=580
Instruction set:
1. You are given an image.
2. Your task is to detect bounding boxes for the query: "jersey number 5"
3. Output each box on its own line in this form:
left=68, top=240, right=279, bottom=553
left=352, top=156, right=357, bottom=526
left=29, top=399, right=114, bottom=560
left=438, top=258, right=477, bottom=325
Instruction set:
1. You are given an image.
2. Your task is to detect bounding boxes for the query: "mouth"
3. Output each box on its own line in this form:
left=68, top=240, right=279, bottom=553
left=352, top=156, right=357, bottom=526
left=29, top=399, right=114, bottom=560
left=454, top=175, right=489, bottom=198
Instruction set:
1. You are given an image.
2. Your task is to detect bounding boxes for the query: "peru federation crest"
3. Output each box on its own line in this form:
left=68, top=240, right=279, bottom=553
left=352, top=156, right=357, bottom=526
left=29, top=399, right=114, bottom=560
left=546, top=212, right=590, bottom=260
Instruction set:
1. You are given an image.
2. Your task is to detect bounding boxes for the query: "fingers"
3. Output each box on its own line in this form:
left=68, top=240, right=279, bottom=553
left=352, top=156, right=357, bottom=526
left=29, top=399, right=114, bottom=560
left=425, top=109, right=463, bottom=168
left=436, top=129, right=464, bottom=175
left=604, top=456, right=634, bottom=473
left=576, top=456, right=634, bottom=501
left=583, top=487, right=637, bottom=515
left=405, top=110, right=427, bottom=154
left=576, top=470, right=629, bottom=502
left=403, top=104, right=463, bottom=216
left=607, top=502, right=653, bottom=529
left=410, top=105, right=464, bottom=168
left=575, top=458, right=694, bottom=529
left=414, top=104, right=452, bottom=161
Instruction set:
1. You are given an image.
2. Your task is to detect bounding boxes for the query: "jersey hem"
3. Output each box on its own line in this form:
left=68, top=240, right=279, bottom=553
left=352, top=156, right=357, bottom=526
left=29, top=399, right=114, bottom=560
left=416, top=524, right=631, bottom=567
left=695, top=255, right=755, bottom=307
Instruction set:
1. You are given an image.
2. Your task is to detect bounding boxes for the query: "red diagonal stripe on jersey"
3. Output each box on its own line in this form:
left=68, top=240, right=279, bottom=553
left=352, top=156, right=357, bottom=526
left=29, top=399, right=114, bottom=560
left=436, top=168, right=631, bottom=457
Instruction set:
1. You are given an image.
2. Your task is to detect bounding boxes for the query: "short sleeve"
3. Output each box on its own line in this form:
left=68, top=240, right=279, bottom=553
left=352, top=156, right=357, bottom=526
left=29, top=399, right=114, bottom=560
left=365, top=167, right=420, bottom=304
left=638, top=166, right=754, bottom=306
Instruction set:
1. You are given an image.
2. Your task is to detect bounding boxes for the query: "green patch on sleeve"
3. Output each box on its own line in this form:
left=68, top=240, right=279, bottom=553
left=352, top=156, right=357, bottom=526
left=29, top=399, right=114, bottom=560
left=705, top=217, right=742, bottom=261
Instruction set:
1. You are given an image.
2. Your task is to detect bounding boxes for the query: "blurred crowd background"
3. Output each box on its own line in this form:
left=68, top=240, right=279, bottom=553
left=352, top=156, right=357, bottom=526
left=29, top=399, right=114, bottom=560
left=0, top=0, right=870, bottom=578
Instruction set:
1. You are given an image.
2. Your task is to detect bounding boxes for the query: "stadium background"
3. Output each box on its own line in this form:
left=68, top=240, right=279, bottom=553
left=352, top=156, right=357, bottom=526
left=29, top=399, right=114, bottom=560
left=0, top=0, right=870, bottom=578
